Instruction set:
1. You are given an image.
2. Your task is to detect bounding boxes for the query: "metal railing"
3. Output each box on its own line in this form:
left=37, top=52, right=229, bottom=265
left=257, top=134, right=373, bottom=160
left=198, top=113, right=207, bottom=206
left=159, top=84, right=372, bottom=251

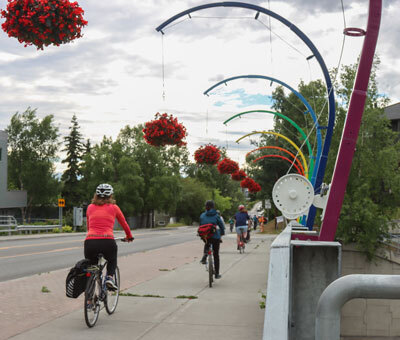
left=0, top=215, right=61, bottom=235
left=16, top=224, right=61, bottom=234
left=315, top=274, right=400, bottom=340
left=0, top=216, right=18, bottom=235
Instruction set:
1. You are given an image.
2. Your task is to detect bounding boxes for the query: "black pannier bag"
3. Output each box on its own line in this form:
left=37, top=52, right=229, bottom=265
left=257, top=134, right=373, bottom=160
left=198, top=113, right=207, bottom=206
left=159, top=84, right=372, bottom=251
left=66, top=258, right=91, bottom=298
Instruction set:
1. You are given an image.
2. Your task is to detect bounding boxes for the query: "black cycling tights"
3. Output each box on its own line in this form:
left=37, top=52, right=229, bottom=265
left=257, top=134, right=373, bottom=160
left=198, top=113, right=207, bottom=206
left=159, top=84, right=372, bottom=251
left=203, top=238, right=220, bottom=275
left=84, top=239, right=117, bottom=276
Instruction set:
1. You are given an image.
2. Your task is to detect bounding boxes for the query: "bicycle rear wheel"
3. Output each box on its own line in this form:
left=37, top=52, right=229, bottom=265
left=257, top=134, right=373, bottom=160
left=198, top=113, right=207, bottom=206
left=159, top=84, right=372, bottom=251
left=208, top=253, right=213, bottom=287
left=240, top=234, right=245, bottom=254
left=84, top=275, right=101, bottom=327
left=105, top=266, right=120, bottom=314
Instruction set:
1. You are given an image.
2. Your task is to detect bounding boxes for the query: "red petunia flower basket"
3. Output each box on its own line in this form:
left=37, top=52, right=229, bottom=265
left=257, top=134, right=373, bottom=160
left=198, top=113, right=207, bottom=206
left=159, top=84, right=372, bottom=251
left=143, top=112, right=187, bottom=147
left=231, top=169, right=247, bottom=181
left=240, top=177, right=261, bottom=192
left=194, top=144, right=220, bottom=165
left=248, top=181, right=261, bottom=193
left=217, top=158, right=239, bottom=175
left=1, top=0, right=88, bottom=50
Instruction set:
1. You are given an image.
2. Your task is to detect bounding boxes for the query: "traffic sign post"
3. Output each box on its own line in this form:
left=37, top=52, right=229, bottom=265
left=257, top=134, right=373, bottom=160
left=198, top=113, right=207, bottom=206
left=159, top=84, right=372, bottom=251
left=58, top=199, right=65, bottom=230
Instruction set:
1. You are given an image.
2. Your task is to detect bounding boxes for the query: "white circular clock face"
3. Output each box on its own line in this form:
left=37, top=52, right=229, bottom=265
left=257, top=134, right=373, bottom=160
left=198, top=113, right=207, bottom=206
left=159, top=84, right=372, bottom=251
left=272, top=174, right=314, bottom=220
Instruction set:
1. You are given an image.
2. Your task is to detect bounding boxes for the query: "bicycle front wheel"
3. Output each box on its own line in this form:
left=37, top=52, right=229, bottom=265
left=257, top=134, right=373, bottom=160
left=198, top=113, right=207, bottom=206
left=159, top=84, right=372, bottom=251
left=84, top=275, right=101, bottom=327
left=208, top=254, right=213, bottom=288
left=105, top=266, right=120, bottom=314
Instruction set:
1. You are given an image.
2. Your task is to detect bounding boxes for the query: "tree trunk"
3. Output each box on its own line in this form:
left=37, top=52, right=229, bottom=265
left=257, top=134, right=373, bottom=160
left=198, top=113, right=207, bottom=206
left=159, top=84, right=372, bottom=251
left=20, top=207, right=26, bottom=224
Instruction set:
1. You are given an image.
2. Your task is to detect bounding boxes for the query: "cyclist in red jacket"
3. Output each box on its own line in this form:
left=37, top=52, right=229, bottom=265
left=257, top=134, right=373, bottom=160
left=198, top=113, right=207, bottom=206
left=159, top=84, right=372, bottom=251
left=84, top=183, right=133, bottom=290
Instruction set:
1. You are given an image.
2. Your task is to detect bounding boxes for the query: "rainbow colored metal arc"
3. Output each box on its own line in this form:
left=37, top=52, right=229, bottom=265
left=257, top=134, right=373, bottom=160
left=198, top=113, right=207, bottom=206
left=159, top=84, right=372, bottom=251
left=246, top=146, right=305, bottom=176
left=204, top=75, right=322, bottom=185
left=236, top=131, right=309, bottom=177
left=253, top=154, right=304, bottom=176
left=224, top=110, right=314, bottom=181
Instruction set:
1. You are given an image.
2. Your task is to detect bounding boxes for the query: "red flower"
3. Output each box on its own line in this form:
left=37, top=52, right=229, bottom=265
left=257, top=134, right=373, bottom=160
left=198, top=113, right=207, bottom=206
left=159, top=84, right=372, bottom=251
left=143, top=112, right=187, bottom=147
left=231, top=169, right=247, bottom=181
left=1, top=0, right=87, bottom=50
left=217, top=158, right=239, bottom=175
left=240, top=177, right=261, bottom=193
left=194, top=144, right=220, bottom=165
left=248, top=181, right=261, bottom=193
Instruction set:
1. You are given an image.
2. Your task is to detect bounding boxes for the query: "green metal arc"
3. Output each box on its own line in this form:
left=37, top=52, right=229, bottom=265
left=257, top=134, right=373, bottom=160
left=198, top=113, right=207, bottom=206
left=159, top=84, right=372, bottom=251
left=224, top=110, right=314, bottom=178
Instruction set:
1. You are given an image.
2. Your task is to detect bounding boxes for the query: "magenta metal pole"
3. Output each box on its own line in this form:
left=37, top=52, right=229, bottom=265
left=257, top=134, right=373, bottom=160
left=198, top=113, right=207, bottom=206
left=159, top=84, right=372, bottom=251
left=318, top=0, right=382, bottom=241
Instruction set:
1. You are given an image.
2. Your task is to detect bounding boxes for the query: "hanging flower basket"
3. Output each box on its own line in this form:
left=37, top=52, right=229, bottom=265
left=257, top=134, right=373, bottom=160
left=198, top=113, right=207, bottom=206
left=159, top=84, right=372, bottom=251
left=240, top=177, right=261, bottom=193
left=248, top=181, right=261, bottom=193
left=143, top=112, right=187, bottom=147
left=217, top=158, right=239, bottom=175
left=231, top=169, right=247, bottom=181
left=240, top=177, right=255, bottom=189
left=194, top=144, right=220, bottom=165
left=1, top=0, right=88, bottom=50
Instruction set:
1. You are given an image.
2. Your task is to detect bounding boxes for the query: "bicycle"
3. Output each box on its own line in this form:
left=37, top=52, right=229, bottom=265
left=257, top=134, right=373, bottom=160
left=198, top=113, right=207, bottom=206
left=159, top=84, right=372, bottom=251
left=83, top=237, right=133, bottom=327
left=238, top=229, right=246, bottom=254
left=203, top=242, right=214, bottom=288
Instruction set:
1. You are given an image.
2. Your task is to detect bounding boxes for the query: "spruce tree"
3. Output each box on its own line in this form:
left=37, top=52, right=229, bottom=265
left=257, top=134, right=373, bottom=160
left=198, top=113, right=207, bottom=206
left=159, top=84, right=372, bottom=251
left=61, top=114, right=84, bottom=209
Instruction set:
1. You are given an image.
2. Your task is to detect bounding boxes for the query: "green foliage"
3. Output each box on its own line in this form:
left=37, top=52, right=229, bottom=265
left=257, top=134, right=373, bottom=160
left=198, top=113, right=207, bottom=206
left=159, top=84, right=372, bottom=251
left=61, top=114, right=85, bottom=209
left=185, top=162, right=245, bottom=219
left=51, top=228, right=60, bottom=233
left=166, top=222, right=185, bottom=228
left=41, top=286, right=50, bottom=293
left=62, top=226, right=73, bottom=233
left=213, top=189, right=232, bottom=214
left=6, top=107, right=60, bottom=222
left=175, top=177, right=210, bottom=224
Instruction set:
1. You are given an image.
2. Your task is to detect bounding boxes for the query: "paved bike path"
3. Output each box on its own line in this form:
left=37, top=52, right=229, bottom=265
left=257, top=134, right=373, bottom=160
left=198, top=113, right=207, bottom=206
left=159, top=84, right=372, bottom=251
left=7, top=234, right=274, bottom=340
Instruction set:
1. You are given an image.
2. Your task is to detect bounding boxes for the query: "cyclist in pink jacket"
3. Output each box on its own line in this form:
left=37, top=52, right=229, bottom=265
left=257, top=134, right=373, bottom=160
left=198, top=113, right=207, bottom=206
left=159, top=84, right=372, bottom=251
left=84, top=183, right=133, bottom=290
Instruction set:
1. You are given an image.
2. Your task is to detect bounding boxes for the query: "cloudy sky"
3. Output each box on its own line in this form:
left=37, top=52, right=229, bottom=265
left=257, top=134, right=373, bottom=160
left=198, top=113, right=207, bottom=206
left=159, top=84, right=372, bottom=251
left=0, top=0, right=399, bottom=173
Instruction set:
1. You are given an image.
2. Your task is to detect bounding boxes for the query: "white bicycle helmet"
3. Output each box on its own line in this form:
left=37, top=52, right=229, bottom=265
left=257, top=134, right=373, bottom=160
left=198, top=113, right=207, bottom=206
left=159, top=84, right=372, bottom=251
left=96, top=183, right=114, bottom=197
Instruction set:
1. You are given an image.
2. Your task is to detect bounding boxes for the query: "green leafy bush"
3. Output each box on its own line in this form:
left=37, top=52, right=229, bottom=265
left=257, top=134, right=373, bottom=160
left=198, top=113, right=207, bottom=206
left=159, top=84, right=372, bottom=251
left=62, top=226, right=73, bottom=233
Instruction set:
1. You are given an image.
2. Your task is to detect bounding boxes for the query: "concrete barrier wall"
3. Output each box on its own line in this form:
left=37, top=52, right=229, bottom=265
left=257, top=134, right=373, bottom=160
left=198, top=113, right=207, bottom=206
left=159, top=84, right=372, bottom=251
left=341, top=244, right=400, bottom=339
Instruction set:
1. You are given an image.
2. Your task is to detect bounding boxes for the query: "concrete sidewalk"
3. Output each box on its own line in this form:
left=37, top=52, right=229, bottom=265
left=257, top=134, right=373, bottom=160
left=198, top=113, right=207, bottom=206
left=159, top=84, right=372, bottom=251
left=7, top=234, right=274, bottom=340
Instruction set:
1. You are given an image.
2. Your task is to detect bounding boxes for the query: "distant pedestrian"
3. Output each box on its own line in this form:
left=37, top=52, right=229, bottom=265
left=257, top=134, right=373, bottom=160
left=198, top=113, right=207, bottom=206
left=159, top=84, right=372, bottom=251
left=228, top=218, right=234, bottom=232
left=253, top=215, right=258, bottom=230
left=259, top=215, right=266, bottom=233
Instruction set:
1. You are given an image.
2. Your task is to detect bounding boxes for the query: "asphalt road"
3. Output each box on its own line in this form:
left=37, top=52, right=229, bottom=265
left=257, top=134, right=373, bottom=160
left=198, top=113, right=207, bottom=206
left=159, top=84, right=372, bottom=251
left=0, top=227, right=197, bottom=282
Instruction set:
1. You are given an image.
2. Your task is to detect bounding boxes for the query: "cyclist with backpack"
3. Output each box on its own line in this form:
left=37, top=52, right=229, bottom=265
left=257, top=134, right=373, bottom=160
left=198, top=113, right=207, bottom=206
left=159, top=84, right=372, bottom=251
left=84, top=183, right=133, bottom=290
left=199, top=200, right=225, bottom=279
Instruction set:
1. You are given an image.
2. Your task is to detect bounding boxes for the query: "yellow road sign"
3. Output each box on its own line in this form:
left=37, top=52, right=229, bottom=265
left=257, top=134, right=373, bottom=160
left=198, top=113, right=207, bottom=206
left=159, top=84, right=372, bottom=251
left=58, top=198, right=65, bottom=207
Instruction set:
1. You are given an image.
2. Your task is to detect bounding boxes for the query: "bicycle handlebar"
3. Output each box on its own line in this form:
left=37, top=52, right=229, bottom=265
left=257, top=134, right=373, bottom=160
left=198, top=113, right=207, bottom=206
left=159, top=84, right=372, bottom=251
left=115, top=236, right=134, bottom=242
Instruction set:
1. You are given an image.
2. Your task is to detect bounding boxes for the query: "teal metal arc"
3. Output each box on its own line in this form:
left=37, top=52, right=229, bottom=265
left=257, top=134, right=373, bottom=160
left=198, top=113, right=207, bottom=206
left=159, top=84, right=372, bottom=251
left=224, top=110, right=314, bottom=181
left=204, top=74, right=322, bottom=185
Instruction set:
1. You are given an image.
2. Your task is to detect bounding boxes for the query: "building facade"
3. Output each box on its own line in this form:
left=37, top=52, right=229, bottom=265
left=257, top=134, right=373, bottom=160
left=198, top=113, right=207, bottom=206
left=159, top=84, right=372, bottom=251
left=384, top=102, right=400, bottom=132
left=0, top=130, right=27, bottom=211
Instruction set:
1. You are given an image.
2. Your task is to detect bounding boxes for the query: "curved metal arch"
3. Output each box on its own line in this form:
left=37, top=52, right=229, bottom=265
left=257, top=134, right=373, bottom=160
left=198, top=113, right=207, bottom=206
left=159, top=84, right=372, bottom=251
left=204, top=74, right=322, bottom=184
left=156, top=2, right=336, bottom=196
left=253, top=155, right=303, bottom=175
left=224, top=110, right=313, bottom=181
left=246, top=146, right=305, bottom=176
left=236, top=131, right=308, bottom=177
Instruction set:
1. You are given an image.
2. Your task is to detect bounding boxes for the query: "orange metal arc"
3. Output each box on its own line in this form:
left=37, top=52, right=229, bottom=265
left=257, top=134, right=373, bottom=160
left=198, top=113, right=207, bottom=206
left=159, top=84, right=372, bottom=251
left=246, top=146, right=305, bottom=176
left=253, top=155, right=304, bottom=176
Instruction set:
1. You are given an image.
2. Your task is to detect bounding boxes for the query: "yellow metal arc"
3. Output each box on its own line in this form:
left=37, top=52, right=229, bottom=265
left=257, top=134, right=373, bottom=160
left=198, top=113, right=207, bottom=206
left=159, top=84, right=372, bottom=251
left=236, top=131, right=309, bottom=177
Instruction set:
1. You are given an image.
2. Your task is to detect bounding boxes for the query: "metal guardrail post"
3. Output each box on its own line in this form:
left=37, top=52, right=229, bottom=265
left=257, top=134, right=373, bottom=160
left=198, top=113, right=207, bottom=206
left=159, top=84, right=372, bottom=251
left=263, top=225, right=292, bottom=340
left=315, top=274, right=400, bottom=340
